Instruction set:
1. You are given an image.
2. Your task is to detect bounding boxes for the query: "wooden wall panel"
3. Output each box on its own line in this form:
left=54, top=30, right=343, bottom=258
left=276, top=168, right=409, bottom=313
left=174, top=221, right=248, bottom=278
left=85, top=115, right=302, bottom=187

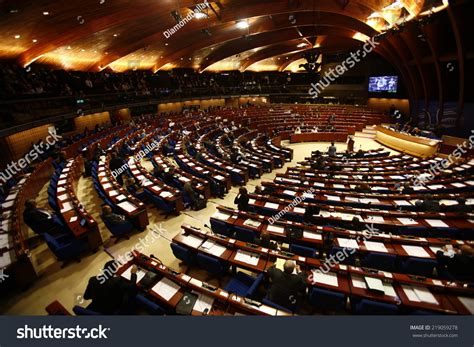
left=5, top=124, right=54, bottom=161
left=74, top=112, right=111, bottom=133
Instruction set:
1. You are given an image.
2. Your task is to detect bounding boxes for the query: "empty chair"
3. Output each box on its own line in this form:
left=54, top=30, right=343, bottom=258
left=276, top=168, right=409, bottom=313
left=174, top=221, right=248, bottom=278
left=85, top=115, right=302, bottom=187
left=196, top=253, right=229, bottom=277
left=210, top=219, right=233, bottom=237
left=224, top=272, right=264, bottom=298
left=170, top=243, right=196, bottom=266
left=43, top=232, right=87, bottom=267
left=234, top=225, right=256, bottom=243
left=308, top=287, right=346, bottom=311
left=354, top=299, right=399, bottom=315
left=72, top=306, right=100, bottom=315
left=100, top=214, right=133, bottom=241
left=399, top=258, right=437, bottom=277
left=289, top=244, right=318, bottom=258
left=262, top=297, right=294, bottom=314
left=361, top=253, right=397, bottom=272
left=134, top=294, right=165, bottom=315
left=329, top=246, right=356, bottom=265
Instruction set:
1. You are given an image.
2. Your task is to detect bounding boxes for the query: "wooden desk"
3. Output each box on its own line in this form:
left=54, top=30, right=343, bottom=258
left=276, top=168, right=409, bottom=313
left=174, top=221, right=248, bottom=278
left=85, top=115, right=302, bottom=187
left=290, top=132, right=348, bottom=143
left=375, top=126, right=440, bottom=158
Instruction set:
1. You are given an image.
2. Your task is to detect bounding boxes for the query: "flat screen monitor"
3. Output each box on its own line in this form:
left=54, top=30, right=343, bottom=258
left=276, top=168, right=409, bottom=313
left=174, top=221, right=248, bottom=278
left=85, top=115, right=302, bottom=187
left=368, top=76, right=398, bottom=93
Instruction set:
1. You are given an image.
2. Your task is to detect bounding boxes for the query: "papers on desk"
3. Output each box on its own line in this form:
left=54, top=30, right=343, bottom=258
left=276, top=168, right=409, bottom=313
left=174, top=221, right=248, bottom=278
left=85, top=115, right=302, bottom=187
left=303, top=231, right=322, bottom=240
left=0, top=250, right=14, bottom=268
left=109, top=190, right=119, bottom=197
left=313, top=182, right=325, bottom=187
left=293, top=207, right=305, bottom=214
left=192, top=291, right=214, bottom=313
left=424, top=219, right=449, bottom=228
left=267, top=224, right=285, bottom=234
left=1, top=200, right=14, bottom=208
left=57, top=187, right=66, bottom=193
left=283, top=190, right=297, bottom=196
left=302, top=192, right=314, bottom=199
left=243, top=219, right=261, bottom=228
left=395, top=200, right=411, bottom=206
left=337, top=238, right=359, bottom=249
left=58, top=179, right=67, bottom=185
left=364, top=215, right=384, bottom=223
left=120, top=267, right=147, bottom=282
left=117, top=201, right=137, bottom=213
left=60, top=202, right=74, bottom=213
left=159, top=191, right=173, bottom=198
left=402, top=245, right=430, bottom=258
left=311, top=270, right=338, bottom=287
left=0, top=234, right=10, bottom=248
left=211, top=211, right=231, bottom=221
left=58, top=194, right=70, bottom=202
left=364, top=241, right=388, bottom=253
left=248, top=199, right=256, bottom=205
left=353, top=275, right=398, bottom=297
left=333, top=184, right=345, bottom=189
left=458, top=296, right=474, bottom=314
left=200, top=240, right=226, bottom=257
left=69, top=216, right=78, bottom=223
left=103, top=183, right=112, bottom=189
left=428, top=185, right=445, bottom=189
left=116, top=194, right=127, bottom=201
left=151, top=278, right=181, bottom=301
left=401, top=285, right=438, bottom=305
left=325, top=195, right=340, bottom=201
left=234, top=250, right=260, bottom=266
left=360, top=198, right=380, bottom=204
left=397, top=217, right=418, bottom=225
left=451, top=183, right=466, bottom=188
left=264, top=202, right=279, bottom=209
left=181, top=234, right=205, bottom=248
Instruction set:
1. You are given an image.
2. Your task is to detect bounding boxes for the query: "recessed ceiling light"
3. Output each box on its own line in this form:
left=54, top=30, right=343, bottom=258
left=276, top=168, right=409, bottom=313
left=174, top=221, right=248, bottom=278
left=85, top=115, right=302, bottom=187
left=165, top=43, right=169, bottom=46
left=81, top=49, right=85, bottom=52
left=113, top=33, right=119, bottom=37
left=67, top=46, right=72, bottom=50
left=14, top=35, right=20, bottom=39
left=194, top=12, right=208, bottom=19
left=236, top=20, right=249, bottom=29
left=32, top=39, right=37, bottom=43
left=43, top=11, right=49, bottom=15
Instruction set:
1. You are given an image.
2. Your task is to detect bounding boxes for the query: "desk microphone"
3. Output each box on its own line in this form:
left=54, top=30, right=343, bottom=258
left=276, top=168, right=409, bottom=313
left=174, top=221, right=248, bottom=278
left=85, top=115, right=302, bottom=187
left=149, top=254, right=163, bottom=265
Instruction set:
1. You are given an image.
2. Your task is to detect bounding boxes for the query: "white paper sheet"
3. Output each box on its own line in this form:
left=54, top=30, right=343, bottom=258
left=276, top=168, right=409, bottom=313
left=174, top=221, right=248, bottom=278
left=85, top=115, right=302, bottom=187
left=267, top=224, right=285, bottom=234
left=337, top=238, right=359, bottom=249
left=151, top=277, right=181, bottom=301
left=234, top=250, right=259, bottom=266
left=311, top=271, right=338, bottom=287
left=425, top=219, right=449, bottom=228
left=364, top=241, right=388, bottom=253
left=401, top=245, right=430, bottom=258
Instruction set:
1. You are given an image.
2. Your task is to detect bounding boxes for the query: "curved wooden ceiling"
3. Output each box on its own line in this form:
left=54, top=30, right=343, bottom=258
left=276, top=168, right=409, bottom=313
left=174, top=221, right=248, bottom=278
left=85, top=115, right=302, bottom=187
left=0, top=0, right=445, bottom=72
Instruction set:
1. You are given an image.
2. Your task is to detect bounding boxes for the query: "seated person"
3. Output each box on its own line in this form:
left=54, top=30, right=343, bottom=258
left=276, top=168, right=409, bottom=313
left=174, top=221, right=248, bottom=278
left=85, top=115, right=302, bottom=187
left=183, top=180, right=203, bottom=210
left=101, top=205, right=128, bottom=226
left=354, top=149, right=364, bottom=158
left=234, top=187, right=250, bottom=211
left=255, top=230, right=278, bottom=250
left=436, top=245, right=474, bottom=279
left=415, top=194, right=440, bottom=212
left=230, top=147, right=243, bottom=165
left=355, top=182, right=371, bottom=193
left=267, top=260, right=307, bottom=310
left=327, top=142, right=337, bottom=157
left=162, top=167, right=177, bottom=185
left=401, top=182, right=413, bottom=194
left=294, top=127, right=302, bottom=134
left=123, top=175, right=145, bottom=198
left=349, top=216, right=365, bottom=231
left=443, top=197, right=472, bottom=213
left=84, top=261, right=138, bottom=314
left=23, top=199, right=61, bottom=235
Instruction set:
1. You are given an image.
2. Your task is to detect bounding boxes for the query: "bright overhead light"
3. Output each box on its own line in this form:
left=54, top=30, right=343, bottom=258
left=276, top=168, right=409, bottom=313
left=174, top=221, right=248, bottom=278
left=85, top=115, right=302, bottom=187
left=236, top=20, right=249, bottom=29
left=14, top=35, right=20, bottom=39
left=43, top=11, right=49, bottom=15
left=194, top=12, right=208, bottom=19
left=297, top=43, right=307, bottom=48
left=32, top=39, right=37, bottom=43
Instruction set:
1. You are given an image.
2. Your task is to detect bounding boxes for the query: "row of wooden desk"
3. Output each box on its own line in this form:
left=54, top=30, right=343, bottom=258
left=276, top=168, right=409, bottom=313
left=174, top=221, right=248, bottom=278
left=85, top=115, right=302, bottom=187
left=117, top=252, right=291, bottom=316
left=173, top=224, right=473, bottom=314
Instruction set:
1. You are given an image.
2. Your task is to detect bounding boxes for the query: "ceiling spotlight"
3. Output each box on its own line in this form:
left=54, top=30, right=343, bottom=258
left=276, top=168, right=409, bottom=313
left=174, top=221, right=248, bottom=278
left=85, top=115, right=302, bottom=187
left=236, top=20, right=249, bottom=29
left=32, top=39, right=37, bottom=43
left=297, top=43, right=307, bottom=48
left=194, top=12, right=208, bottom=19
left=14, top=35, right=20, bottom=39
left=43, top=11, right=50, bottom=15
left=288, top=14, right=296, bottom=25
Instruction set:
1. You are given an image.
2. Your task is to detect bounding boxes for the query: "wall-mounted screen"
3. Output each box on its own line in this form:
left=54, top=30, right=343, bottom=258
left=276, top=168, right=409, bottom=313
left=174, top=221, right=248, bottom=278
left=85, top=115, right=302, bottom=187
left=368, top=76, right=398, bottom=93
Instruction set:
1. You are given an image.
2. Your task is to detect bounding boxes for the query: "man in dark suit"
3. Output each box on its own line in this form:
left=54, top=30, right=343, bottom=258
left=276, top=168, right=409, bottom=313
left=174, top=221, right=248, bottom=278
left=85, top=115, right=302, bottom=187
left=416, top=194, right=440, bottom=212
left=23, top=199, right=61, bottom=235
left=84, top=261, right=138, bottom=314
left=101, top=205, right=128, bottom=227
left=109, top=153, right=126, bottom=185
left=267, top=260, right=307, bottom=310
left=230, top=147, right=243, bottom=165
left=444, top=197, right=472, bottom=213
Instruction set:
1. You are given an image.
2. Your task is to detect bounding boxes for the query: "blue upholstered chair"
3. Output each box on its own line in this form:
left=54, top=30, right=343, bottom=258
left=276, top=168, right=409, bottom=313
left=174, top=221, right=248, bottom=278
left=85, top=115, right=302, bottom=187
left=43, top=232, right=87, bottom=267
left=289, top=244, right=318, bottom=258
left=354, top=299, right=399, bottom=315
left=100, top=214, right=133, bottom=242
left=135, top=294, right=166, bottom=315
left=72, top=306, right=100, bottom=315
left=170, top=243, right=196, bottom=266
left=234, top=225, right=256, bottom=243
left=399, top=257, right=437, bottom=277
left=308, top=287, right=346, bottom=311
left=360, top=253, right=397, bottom=272
left=196, top=253, right=229, bottom=276
left=224, top=272, right=264, bottom=298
